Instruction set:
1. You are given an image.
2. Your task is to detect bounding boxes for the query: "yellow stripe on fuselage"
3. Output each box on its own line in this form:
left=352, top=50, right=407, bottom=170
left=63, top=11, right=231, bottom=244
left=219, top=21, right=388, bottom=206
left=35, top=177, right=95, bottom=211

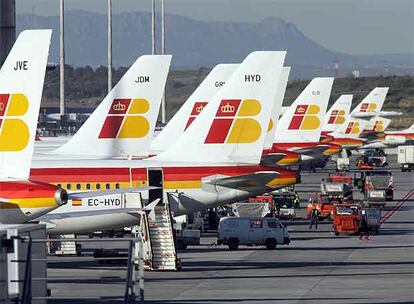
left=0, top=197, right=57, bottom=209
left=164, top=181, right=202, bottom=189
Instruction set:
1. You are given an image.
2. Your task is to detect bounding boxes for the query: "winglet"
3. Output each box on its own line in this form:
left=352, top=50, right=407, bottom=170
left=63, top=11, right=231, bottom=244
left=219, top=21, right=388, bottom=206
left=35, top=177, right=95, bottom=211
left=0, top=30, right=52, bottom=179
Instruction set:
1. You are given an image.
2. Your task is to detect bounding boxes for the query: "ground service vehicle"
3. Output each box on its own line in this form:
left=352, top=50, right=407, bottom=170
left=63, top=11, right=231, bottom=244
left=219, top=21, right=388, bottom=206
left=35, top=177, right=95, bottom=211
left=354, top=171, right=394, bottom=204
left=217, top=217, right=290, bottom=250
left=357, top=149, right=388, bottom=169
left=306, top=193, right=337, bottom=219
left=321, top=175, right=353, bottom=201
left=332, top=204, right=360, bottom=235
left=397, top=145, right=414, bottom=172
left=273, top=193, right=299, bottom=219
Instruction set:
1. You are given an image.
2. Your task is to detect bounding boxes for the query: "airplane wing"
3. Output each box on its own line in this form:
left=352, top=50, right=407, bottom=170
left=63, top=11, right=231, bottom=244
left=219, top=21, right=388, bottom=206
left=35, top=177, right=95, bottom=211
left=260, top=154, right=286, bottom=166
left=204, top=171, right=280, bottom=192
left=293, top=145, right=329, bottom=156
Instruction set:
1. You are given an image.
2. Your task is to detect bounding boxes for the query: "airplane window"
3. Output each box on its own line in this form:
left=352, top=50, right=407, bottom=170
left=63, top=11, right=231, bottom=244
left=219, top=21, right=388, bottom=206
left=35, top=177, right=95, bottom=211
left=76, top=184, right=81, bottom=190
left=86, top=184, right=91, bottom=190
left=106, top=183, right=110, bottom=190
left=115, top=183, right=120, bottom=189
left=66, top=184, right=72, bottom=190
left=96, top=183, right=101, bottom=190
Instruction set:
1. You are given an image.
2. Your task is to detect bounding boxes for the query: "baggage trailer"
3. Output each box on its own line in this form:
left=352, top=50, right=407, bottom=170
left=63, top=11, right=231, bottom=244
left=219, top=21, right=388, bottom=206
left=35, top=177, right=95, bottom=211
left=321, top=174, right=353, bottom=201
left=354, top=171, right=394, bottom=206
left=397, top=145, right=414, bottom=172
left=360, top=207, right=381, bottom=233
left=273, top=192, right=300, bottom=219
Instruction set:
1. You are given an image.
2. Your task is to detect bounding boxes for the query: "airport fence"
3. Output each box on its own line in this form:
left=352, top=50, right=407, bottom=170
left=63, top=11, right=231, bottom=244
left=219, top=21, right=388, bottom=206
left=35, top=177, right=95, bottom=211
left=10, top=236, right=144, bottom=304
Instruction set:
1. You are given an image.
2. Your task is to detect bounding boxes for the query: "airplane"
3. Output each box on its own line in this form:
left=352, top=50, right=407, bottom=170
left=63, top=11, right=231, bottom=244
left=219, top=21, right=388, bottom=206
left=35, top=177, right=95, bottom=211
left=268, top=77, right=339, bottom=160
left=361, top=123, right=414, bottom=149
left=0, top=30, right=69, bottom=224
left=30, top=51, right=299, bottom=234
left=0, top=30, right=158, bottom=225
left=322, top=87, right=389, bottom=149
left=321, top=94, right=353, bottom=135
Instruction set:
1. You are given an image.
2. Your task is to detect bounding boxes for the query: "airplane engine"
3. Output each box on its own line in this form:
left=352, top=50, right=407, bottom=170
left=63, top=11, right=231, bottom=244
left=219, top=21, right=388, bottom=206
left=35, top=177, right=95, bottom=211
left=0, top=180, right=68, bottom=224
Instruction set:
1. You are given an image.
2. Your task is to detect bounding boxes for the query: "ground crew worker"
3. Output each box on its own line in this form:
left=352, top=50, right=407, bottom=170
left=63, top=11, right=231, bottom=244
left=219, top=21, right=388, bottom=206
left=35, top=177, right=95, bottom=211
left=293, top=192, right=300, bottom=208
left=309, top=206, right=320, bottom=230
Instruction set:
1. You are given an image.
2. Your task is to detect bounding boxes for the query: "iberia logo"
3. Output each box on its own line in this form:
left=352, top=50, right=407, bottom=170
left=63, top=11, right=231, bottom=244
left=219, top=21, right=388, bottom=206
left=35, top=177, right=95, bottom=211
left=373, top=120, right=384, bottom=132
left=205, top=99, right=261, bottom=144
left=345, top=121, right=360, bottom=134
left=99, top=98, right=150, bottom=138
left=0, top=93, right=29, bottom=151
left=288, top=104, right=320, bottom=130
left=185, top=102, right=207, bottom=130
left=327, top=109, right=346, bottom=125
left=359, top=103, right=377, bottom=113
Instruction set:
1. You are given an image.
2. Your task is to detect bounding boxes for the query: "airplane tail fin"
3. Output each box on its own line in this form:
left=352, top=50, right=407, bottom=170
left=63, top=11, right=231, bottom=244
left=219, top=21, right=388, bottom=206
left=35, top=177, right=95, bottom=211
left=365, top=116, right=392, bottom=133
left=274, top=77, right=334, bottom=143
left=0, top=30, right=52, bottom=179
left=352, top=87, right=389, bottom=115
left=54, top=55, right=172, bottom=158
left=322, top=94, right=353, bottom=133
left=264, top=67, right=290, bottom=149
left=151, top=64, right=238, bottom=153
left=154, top=51, right=286, bottom=164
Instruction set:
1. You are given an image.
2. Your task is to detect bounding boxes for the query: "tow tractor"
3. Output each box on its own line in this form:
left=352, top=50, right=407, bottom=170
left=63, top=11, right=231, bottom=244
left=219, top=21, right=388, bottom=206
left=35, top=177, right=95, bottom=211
left=332, top=204, right=382, bottom=235
left=306, top=193, right=341, bottom=220
left=354, top=170, right=394, bottom=206
left=357, top=149, right=388, bottom=169
left=332, top=204, right=360, bottom=235
left=321, top=173, right=353, bottom=201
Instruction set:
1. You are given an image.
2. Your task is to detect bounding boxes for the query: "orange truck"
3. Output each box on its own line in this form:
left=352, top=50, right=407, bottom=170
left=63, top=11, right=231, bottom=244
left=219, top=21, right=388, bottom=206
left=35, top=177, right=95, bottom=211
left=306, top=194, right=338, bottom=219
left=332, top=204, right=360, bottom=235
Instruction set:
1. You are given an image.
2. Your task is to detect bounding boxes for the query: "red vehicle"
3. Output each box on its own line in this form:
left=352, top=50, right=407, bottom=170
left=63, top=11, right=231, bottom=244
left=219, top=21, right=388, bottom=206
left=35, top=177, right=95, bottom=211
left=332, top=204, right=360, bottom=235
left=248, top=195, right=273, bottom=204
left=327, top=172, right=352, bottom=185
left=306, top=194, right=337, bottom=219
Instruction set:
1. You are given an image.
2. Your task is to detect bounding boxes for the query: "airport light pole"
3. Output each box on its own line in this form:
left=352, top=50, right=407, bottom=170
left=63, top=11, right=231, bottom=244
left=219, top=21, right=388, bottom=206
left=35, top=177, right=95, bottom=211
left=107, top=0, right=112, bottom=93
left=151, top=0, right=156, bottom=55
left=161, top=0, right=166, bottom=123
left=59, top=0, right=65, bottom=123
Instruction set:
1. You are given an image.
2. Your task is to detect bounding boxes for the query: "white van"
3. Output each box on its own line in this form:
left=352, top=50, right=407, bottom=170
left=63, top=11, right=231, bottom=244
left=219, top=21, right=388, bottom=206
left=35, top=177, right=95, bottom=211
left=217, top=217, right=290, bottom=250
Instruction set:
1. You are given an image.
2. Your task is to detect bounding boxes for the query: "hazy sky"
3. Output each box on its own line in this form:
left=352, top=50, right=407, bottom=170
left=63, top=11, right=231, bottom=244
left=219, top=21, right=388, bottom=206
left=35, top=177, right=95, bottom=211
left=16, top=0, right=414, bottom=55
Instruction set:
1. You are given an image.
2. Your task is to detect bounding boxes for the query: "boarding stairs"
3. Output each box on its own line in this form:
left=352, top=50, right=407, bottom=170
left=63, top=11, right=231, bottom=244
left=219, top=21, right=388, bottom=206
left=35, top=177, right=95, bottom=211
left=145, top=199, right=179, bottom=270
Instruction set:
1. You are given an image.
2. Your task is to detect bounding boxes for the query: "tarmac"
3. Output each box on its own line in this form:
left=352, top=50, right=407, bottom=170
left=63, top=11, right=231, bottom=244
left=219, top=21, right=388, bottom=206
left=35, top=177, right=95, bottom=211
left=45, top=156, right=414, bottom=304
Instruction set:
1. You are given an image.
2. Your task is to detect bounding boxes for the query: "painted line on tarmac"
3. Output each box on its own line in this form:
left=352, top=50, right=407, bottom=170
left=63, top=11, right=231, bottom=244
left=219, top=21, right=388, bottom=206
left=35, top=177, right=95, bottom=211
left=380, top=189, right=414, bottom=225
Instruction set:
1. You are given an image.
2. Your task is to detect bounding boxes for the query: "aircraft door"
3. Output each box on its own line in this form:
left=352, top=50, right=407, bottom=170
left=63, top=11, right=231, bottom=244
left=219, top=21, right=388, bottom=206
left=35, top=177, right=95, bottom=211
left=148, top=168, right=163, bottom=205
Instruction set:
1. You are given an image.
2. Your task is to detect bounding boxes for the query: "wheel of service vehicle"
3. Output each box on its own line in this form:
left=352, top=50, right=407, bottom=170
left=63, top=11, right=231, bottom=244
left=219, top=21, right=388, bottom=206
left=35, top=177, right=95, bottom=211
left=176, top=240, right=187, bottom=250
left=265, top=238, right=277, bottom=250
left=228, top=238, right=239, bottom=250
